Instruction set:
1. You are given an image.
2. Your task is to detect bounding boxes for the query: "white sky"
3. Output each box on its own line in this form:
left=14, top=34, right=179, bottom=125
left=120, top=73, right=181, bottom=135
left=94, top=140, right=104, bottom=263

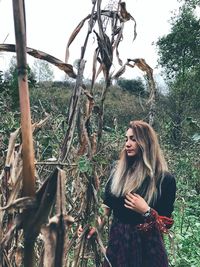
left=0, top=0, right=181, bottom=81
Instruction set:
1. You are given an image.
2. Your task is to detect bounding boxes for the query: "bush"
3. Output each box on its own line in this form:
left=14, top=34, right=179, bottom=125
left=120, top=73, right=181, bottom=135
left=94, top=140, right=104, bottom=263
left=117, top=77, right=146, bottom=95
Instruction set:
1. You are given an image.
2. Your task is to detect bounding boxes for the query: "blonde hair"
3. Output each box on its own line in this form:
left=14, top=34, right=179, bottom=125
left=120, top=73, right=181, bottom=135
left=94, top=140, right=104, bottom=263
left=111, top=120, right=168, bottom=204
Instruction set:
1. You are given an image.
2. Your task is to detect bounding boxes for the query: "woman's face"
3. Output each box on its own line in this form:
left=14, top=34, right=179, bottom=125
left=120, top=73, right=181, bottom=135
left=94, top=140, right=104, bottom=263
left=125, top=128, right=140, bottom=157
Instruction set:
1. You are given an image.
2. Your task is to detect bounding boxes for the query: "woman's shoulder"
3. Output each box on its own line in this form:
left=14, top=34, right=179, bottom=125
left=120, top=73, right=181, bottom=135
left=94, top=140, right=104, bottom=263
left=163, top=171, right=176, bottom=181
left=161, top=171, right=176, bottom=189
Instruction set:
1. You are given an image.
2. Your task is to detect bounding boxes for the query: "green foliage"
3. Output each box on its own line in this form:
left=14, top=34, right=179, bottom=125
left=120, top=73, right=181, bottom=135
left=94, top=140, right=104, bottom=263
left=179, top=0, right=200, bottom=9
left=156, top=6, right=200, bottom=80
left=3, top=56, right=37, bottom=109
left=164, top=145, right=200, bottom=267
left=0, top=109, right=20, bottom=167
left=28, top=85, right=72, bottom=160
left=30, top=84, right=71, bottom=115
left=104, top=84, right=148, bottom=127
left=157, top=94, right=200, bottom=146
left=78, top=156, right=93, bottom=175
left=117, top=77, right=145, bottom=95
left=33, top=113, right=67, bottom=160
left=156, top=3, right=200, bottom=146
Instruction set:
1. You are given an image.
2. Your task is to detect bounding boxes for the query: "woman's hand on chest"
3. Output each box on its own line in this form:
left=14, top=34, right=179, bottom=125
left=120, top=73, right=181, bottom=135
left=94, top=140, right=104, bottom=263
left=124, top=193, right=150, bottom=215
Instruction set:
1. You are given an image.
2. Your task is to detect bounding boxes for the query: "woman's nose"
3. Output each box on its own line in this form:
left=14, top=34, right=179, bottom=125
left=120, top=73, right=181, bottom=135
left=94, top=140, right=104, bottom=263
left=126, top=139, right=131, bottom=146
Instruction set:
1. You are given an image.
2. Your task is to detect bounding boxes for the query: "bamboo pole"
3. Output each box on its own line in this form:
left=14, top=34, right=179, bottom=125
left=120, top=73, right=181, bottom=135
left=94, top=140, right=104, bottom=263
left=12, top=1, right=35, bottom=266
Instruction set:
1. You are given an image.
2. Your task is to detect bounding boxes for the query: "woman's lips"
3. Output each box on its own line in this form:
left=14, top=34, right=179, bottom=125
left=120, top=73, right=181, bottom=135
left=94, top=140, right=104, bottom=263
left=126, top=150, right=134, bottom=153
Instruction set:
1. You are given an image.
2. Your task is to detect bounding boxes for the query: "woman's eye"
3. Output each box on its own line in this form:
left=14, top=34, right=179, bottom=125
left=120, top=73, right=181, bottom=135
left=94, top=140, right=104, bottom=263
left=125, top=136, right=136, bottom=142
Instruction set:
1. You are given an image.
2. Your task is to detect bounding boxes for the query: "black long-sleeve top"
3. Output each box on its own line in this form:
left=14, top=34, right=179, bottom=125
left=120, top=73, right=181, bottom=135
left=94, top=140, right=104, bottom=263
left=103, top=172, right=176, bottom=225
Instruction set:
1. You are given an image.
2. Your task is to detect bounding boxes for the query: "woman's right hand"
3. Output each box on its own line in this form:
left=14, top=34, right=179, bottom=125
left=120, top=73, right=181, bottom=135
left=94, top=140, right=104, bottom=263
left=77, top=215, right=105, bottom=239
left=77, top=225, right=83, bottom=238
left=77, top=225, right=96, bottom=239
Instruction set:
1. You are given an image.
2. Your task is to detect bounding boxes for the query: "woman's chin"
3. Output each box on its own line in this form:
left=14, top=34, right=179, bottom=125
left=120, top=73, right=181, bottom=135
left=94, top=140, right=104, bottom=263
left=127, top=153, right=136, bottom=157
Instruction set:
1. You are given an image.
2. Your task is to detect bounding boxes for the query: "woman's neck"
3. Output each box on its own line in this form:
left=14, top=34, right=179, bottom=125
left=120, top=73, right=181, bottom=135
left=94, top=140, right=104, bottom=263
left=127, top=154, right=140, bottom=168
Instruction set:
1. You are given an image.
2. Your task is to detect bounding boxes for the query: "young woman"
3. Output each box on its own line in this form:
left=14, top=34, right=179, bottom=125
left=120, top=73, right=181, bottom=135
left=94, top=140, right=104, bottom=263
left=102, top=120, right=176, bottom=267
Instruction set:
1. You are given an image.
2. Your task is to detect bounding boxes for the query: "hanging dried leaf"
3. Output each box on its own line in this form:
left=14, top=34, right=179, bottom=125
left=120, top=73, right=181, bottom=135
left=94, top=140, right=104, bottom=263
left=94, top=30, right=113, bottom=82
left=131, top=58, right=153, bottom=74
left=113, top=24, right=124, bottom=66
left=77, top=121, right=91, bottom=156
left=119, top=2, right=137, bottom=40
left=130, top=58, right=155, bottom=100
left=0, top=44, right=77, bottom=78
left=65, top=14, right=91, bottom=63
left=126, top=58, right=156, bottom=125
left=119, top=2, right=131, bottom=22
left=91, top=48, right=99, bottom=91
left=112, top=63, right=126, bottom=80
left=95, top=63, right=104, bottom=81
left=22, top=168, right=59, bottom=240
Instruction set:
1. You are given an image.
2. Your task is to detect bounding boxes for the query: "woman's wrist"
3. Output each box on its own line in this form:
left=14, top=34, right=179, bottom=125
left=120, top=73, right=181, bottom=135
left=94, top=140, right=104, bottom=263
left=142, top=207, right=151, bottom=217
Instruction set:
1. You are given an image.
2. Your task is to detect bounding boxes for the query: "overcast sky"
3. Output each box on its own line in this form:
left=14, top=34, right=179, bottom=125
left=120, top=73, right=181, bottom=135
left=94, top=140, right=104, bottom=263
left=0, top=0, right=182, bottom=81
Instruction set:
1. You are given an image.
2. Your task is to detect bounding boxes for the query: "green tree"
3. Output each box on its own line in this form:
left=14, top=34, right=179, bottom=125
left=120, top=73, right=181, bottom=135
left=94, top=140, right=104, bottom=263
left=4, top=56, right=36, bottom=109
left=32, top=59, right=54, bottom=82
left=157, top=6, right=200, bottom=79
left=156, top=2, right=200, bottom=145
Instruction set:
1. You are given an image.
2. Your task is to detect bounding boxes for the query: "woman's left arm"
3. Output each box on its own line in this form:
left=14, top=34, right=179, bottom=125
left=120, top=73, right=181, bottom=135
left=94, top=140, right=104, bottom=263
left=124, top=174, right=176, bottom=232
left=156, top=173, right=176, bottom=217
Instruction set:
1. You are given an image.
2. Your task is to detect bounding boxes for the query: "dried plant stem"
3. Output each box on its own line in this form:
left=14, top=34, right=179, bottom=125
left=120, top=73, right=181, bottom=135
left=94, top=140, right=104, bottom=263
left=12, top=0, right=35, bottom=198
left=97, top=82, right=110, bottom=148
left=60, top=59, right=86, bottom=162
left=12, top=0, right=35, bottom=266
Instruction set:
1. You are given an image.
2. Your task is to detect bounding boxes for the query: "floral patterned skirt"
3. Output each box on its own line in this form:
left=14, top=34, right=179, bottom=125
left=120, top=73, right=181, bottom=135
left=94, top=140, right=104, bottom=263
left=102, top=219, right=169, bottom=267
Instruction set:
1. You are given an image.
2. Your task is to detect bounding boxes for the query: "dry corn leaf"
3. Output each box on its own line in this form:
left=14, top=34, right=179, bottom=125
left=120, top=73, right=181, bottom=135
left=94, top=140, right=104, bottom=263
left=0, top=44, right=77, bottom=78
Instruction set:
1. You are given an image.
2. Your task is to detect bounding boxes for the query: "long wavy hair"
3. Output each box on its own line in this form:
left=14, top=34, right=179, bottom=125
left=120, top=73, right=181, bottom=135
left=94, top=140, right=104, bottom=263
left=110, top=120, right=168, bottom=204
